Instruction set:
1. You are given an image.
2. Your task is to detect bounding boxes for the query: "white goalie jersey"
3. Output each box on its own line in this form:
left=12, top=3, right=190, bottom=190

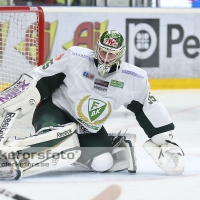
left=28, top=46, right=174, bottom=137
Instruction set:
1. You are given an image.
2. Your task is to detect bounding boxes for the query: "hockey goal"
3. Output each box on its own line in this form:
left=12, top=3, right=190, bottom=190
left=0, top=6, right=44, bottom=138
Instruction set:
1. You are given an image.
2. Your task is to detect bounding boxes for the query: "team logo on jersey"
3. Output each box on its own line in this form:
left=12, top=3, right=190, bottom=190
left=55, top=53, right=65, bottom=61
left=77, top=95, right=112, bottom=131
left=94, top=78, right=109, bottom=92
left=88, top=99, right=107, bottom=122
left=83, top=71, right=94, bottom=80
left=110, top=80, right=124, bottom=89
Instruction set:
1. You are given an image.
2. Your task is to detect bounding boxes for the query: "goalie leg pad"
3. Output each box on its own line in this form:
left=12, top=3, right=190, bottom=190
left=15, top=133, right=81, bottom=180
left=2, top=123, right=81, bottom=180
left=109, top=134, right=137, bottom=173
left=72, top=152, right=113, bottom=172
left=19, top=133, right=81, bottom=179
left=88, top=152, right=113, bottom=172
left=5, top=122, right=77, bottom=147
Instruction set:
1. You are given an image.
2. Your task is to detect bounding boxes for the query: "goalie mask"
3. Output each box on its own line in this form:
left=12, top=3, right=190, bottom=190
left=95, top=30, right=126, bottom=77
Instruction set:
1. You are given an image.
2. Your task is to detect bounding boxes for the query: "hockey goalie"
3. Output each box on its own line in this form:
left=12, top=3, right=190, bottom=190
left=0, top=30, right=184, bottom=180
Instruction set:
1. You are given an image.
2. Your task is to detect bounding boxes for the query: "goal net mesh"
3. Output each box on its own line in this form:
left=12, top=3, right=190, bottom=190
left=0, top=9, right=43, bottom=138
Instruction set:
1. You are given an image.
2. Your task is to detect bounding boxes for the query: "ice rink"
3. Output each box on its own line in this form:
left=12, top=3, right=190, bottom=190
left=0, top=89, right=200, bottom=200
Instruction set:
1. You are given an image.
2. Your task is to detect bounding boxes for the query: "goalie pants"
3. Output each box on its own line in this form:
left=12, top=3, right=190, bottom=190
left=32, top=97, right=112, bottom=163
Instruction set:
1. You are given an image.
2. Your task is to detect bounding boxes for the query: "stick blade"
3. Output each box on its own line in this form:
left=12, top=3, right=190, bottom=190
left=92, top=184, right=121, bottom=200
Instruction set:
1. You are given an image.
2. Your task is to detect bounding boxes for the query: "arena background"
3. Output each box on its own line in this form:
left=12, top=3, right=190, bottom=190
left=0, top=2, right=200, bottom=200
left=40, top=6, right=200, bottom=89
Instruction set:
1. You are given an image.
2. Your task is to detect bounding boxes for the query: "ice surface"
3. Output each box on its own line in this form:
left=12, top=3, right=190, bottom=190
left=0, top=90, right=200, bottom=200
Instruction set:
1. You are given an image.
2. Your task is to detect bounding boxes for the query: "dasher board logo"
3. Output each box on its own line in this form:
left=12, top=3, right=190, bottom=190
left=126, top=19, right=159, bottom=67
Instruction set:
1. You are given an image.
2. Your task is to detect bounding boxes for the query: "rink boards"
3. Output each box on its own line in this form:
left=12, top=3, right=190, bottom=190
left=1, top=7, right=200, bottom=89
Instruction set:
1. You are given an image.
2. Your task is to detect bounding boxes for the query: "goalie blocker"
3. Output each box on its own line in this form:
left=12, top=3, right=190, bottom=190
left=0, top=73, right=41, bottom=119
left=0, top=73, right=42, bottom=164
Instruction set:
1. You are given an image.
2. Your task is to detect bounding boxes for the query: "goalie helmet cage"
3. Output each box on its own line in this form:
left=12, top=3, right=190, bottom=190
left=0, top=6, right=44, bottom=138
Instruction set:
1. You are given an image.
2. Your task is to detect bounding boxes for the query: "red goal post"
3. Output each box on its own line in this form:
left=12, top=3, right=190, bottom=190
left=0, top=6, right=44, bottom=91
left=0, top=6, right=45, bottom=137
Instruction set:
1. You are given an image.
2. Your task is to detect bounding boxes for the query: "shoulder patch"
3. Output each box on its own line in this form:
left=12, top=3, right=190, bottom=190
left=121, top=70, right=144, bottom=79
left=71, top=52, right=93, bottom=63
left=55, top=53, right=65, bottom=61
left=83, top=71, right=95, bottom=80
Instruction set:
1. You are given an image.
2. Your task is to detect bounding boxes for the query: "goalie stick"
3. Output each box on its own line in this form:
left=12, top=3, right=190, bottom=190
left=0, top=185, right=120, bottom=200
left=0, top=186, right=31, bottom=200
left=92, top=185, right=121, bottom=200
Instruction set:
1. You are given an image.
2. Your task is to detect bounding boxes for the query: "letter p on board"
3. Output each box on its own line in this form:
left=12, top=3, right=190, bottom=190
left=126, top=19, right=160, bottom=67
